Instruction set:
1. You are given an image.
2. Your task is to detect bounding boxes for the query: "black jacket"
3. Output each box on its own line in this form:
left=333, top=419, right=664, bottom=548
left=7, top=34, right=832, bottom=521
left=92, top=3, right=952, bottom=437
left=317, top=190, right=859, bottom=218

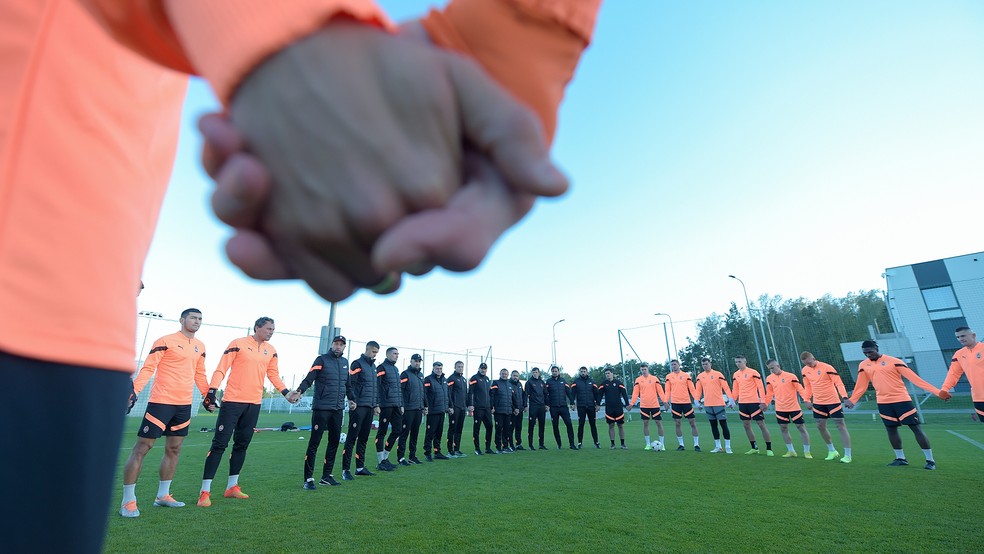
left=510, top=377, right=526, bottom=408
left=490, top=378, right=519, bottom=412
left=545, top=375, right=573, bottom=407
left=571, top=375, right=599, bottom=407
left=599, top=379, right=629, bottom=408
left=298, top=351, right=349, bottom=410
left=447, top=372, right=468, bottom=408
left=401, top=366, right=425, bottom=411
left=376, top=359, right=403, bottom=408
left=348, top=353, right=378, bottom=407
left=467, top=373, right=492, bottom=409
left=424, top=372, right=449, bottom=413
left=525, top=376, right=546, bottom=407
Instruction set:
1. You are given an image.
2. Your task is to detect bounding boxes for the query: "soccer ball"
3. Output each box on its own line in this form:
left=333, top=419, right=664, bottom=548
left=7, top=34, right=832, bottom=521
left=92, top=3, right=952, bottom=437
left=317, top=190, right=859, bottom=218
left=654, top=442, right=664, bottom=452
left=339, top=433, right=347, bottom=444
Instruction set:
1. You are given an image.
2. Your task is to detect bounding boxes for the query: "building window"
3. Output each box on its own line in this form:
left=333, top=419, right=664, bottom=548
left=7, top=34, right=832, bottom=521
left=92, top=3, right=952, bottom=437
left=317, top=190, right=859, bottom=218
left=921, top=286, right=959, bottom=311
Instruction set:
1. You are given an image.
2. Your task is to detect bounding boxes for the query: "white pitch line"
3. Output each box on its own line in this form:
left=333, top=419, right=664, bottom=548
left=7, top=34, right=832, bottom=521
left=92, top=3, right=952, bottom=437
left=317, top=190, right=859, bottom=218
left=946, top=430, right=984, bottom=450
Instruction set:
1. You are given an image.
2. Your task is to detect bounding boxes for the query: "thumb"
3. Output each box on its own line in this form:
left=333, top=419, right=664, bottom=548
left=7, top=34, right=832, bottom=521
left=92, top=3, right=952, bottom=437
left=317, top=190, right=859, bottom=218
left=445, top=53, right=568, bottom=198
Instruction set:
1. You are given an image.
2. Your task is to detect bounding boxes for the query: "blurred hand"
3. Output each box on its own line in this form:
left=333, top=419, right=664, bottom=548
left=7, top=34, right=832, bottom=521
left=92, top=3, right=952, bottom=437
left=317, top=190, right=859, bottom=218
left=938, top=390, right=952, bottom=401
left=208, top=21, right=564, bottom=300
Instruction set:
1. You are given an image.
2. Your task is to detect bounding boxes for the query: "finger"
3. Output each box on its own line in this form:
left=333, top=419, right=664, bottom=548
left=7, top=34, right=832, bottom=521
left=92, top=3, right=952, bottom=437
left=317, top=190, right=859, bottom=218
left=445, top=54, right=568, bottom=197
left=272, top=240, right=364, bottom=302
left=225, top=231, right=293, bottom=281
left=372, top=156, right=534, bottom=273
left=211, top=153, right=273, bottom=228
left=198, top=113, right=245, bottom=179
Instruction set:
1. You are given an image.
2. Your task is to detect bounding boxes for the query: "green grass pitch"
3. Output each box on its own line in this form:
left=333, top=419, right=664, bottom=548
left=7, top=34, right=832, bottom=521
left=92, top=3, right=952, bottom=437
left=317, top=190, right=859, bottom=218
left=105, top=410, right=983, bottom=553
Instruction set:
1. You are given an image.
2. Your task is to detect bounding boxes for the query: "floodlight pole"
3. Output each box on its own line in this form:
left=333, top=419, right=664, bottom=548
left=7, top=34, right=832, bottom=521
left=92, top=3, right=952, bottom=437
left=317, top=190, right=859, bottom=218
left=729, top=275, right=767, bottom=380
left=552, top=319, right=566, bottom=368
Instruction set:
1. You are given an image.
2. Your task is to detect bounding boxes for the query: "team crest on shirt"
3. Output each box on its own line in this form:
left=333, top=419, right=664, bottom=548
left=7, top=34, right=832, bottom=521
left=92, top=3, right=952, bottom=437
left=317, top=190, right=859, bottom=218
left=218, top=425, right=224, bottom=432
left=881, top=361, right=886, bottom=366
left=195, top=345, right=199, bottom=353
left=264, top=349, right=268, bottom=355
left=143, top=426, right=149, bottom=433
left=781, top=378, right=786, bottom=383
left=977, top=353, right=981, bottom=359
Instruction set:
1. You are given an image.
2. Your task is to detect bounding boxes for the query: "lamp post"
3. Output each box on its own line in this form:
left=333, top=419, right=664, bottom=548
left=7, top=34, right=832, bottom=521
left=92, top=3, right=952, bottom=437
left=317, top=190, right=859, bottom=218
left=728, top=275, right=766, bottom=379
left=552, top=319, right=566, bottom=368
left=654, top=312, right=679, bottom=362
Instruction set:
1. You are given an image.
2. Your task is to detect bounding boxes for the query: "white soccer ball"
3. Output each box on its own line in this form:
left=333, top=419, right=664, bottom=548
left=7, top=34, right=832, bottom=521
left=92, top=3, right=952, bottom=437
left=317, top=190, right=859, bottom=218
left=339, top=433, right=347, bottom=444
left=655, top=442, right=664, bottom=451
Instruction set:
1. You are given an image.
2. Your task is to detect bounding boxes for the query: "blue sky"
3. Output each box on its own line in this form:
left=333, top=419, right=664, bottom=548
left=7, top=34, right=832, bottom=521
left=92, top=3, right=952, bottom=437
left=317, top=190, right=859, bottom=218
left=138, top=1, right=984, bottom=383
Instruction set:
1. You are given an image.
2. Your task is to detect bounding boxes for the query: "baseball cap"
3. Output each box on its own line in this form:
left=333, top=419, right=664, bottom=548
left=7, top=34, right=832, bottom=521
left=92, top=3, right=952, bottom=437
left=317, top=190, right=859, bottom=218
left=411, top=353, right=422, bottom=361
left=479, top=362, right=488, bottom=369
left=332, top=335, right=346, bottom=344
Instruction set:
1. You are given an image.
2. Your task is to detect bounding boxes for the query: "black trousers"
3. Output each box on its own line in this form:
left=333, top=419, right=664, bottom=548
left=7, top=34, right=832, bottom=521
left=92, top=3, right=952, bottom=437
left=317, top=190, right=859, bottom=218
left=375, top=406, right=403, bottom=453
left=397, top=409, right=422, bottom=460
left=528, top=405, right=546, bottom=446
left=304, top=409, right=343, bottom=480
left=550, top=406, right=575, bottom=447
left=424, top=412, right=446, bottom=454
left=447, top=406, right=466, bottom=452
left=577, top=405, right=599, bottom=445
left=0, top=352, right=130, bottom=554
left=342, top=406, right=374, bottom=470
left=511, top=412, right=524, bottom=445
left=473, top=407, right=493, bottom=450
left=494, top=411, right=512, bottom=450
left=203, top=401, right=261, bottom=479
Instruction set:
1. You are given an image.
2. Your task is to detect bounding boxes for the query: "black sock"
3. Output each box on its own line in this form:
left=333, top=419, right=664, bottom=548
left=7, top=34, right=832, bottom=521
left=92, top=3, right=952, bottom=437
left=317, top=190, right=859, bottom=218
left=620, top=439, right=625, bottom=446
left=751, top=440, right=757, bottom=449
left=765, top=442, right=772, bottom=450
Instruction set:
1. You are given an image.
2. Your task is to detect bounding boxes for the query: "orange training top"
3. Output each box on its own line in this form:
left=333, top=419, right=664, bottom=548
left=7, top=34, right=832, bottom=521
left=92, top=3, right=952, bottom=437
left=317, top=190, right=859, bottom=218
left=800, top=361, right=848, bottom=405
left=764, top=371, right=806, bottom=412
left=421, top=0, right=600, bottom=143
left=849, top=354, right=940, bottom=405
left=209, top=336, right=286, bottom=404
left=942, top=342, right=984, bottom=402
left=131, top=331, right=209, bottom=405
left=695, top=369, right=732, bottom=407
left=664, top=371, right=698, bottom=404
left=731, top=368, right=766, bottom=403
left=630, top=374, right=666, bottom=408
left=0, top=0, right=387, bottom=372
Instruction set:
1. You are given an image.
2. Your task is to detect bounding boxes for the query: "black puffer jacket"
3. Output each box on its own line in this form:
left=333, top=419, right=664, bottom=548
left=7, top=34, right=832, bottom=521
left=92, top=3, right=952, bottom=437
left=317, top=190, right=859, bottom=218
left=298, top=352, right=349, bottom=410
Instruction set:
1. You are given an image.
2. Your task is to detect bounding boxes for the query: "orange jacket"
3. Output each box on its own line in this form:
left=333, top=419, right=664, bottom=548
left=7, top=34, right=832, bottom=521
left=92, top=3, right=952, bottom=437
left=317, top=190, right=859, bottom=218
left=800, top=361, right=849, bottom=404
left=664, top=371, right=698, bottom=404
left=209, top=336, right=286, bottom=404
left=764, top=371, right=807, bottom=412
left=131, top=331, right=209, bottom=405
left=630, top=374, right=666, bottom=408
left=849, top=354, right=940, bottom=404
left=942, top=342, right=984, bottom=402
left=731, top=368, right=766, bottom=403
left=695, top=369, right=733, bottom=407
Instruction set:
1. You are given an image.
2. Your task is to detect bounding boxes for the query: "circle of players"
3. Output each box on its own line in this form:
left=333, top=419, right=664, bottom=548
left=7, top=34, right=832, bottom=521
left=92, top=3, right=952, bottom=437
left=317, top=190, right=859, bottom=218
left=120, top=314, right=982, bottom=516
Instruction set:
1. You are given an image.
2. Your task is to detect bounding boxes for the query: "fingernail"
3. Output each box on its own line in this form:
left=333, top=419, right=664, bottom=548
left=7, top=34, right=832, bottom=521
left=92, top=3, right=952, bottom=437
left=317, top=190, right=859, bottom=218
left=369, top=272, right=401, bottom=295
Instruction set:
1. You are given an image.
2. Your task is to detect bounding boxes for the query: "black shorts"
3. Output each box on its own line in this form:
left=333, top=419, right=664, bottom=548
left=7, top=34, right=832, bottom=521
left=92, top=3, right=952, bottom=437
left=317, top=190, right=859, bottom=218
left=640, top=407, right=662, bottom=420
left=138, top=402, right=192, bottom=438
left=974, top=401, right=984, bottom=420
left=738, top=402, right=764, bottom=421
left=811, top=403, right=845, bottom=419
left=775, top=410, right=805, bottom=425
left=605, top=410, right=625, bottom=425
left=878, top=401, right=919, bottom=427
left=670, top=403, right=695, bottom=419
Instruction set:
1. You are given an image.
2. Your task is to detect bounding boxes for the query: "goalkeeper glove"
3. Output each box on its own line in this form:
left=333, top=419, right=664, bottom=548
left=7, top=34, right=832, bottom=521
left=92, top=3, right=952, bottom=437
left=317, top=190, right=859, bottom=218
left=203, top=388, right=219, bottom=412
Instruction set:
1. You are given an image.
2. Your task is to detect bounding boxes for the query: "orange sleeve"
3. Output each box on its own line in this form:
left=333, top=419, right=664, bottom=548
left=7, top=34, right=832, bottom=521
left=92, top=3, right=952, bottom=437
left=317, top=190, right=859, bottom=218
left=194, top=350, right=210, bottom=397
left=848, top=370, right=871, bottom=404
left=899, top=366, right=940, bottom=396
left=795, top=381, right=808, bottom=403
left=801, top=374, right=814, bottom=401
left=132, top=338, right=166, bottom=396
left=763, top=380, right=775, bottom=406
left=657, top=381, right=667, bottom=403
left=687, top=378, right=699, bottom=401
left=831, top=372, right=848, bottom=399
left=80, top=1, right=393, bottom=104
left=694, top=379, right=704, bottom=401
left=721, top=377, right=733, bottom=400
left=941, top=359, right=965, bottom=392
left=730, top=373, right=741, bottom=400
left=266, top=352, right=287, bottom=392
left=629, top=380, right=640, bottom=406
left=421, top=0, right=599, bottom=142
left=209, top=343, right=237, bottom=389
